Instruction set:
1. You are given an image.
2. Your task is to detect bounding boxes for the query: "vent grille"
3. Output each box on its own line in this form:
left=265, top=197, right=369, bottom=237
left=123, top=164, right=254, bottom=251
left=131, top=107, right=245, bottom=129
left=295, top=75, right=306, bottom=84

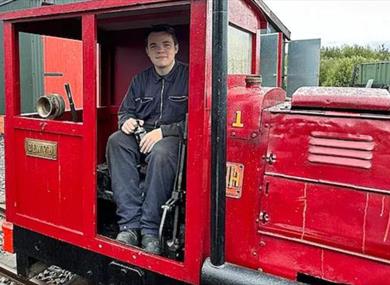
left=308, top=132, right=374, bottom=169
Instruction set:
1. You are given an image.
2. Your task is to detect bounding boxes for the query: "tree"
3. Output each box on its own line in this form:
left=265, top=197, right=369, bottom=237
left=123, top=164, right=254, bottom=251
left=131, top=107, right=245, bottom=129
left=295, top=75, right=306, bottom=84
left=320, top=45, right=390, bottom=86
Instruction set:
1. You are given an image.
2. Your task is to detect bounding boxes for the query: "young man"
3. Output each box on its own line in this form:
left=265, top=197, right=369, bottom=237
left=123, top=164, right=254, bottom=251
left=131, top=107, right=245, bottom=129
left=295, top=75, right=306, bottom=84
left=106, top=25, right=188, bottom=255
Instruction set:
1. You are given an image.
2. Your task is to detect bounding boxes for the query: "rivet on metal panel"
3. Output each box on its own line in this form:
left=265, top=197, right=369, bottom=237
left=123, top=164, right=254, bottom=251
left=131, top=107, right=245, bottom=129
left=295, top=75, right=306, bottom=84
left=231, top=131, right=236, bottom=136
left=264, top=123, right=269, bottom=128
left=258, top=185, right=262, bottom=191
left=259, top=241, right=266, bottom=247
left=251, top=132, right=258, bottom=138
left=259, top=211, right=269, bottom=223
left=265, top=152, right=276, bottom=164
left=252, top=251, right=257, bottom=256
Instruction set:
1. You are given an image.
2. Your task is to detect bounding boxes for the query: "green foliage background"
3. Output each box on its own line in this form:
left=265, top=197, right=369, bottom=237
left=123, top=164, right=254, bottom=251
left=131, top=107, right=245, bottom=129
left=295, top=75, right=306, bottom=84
left=320, top=45, right=390, bottom=86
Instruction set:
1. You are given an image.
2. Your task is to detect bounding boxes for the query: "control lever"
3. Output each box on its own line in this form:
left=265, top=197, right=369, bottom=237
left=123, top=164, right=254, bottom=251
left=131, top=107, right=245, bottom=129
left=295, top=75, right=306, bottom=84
left=64, top=83, right=78, bottom=122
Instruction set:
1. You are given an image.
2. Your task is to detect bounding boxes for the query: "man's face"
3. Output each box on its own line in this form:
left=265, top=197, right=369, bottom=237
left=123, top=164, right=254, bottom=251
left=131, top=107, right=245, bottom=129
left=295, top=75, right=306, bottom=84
left=146, top=31, right=178, bottom=69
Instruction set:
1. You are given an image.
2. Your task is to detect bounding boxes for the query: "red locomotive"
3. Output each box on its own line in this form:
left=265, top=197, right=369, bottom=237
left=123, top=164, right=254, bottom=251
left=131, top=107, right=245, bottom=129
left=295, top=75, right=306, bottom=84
left=1, top=0, right=390, bottom=284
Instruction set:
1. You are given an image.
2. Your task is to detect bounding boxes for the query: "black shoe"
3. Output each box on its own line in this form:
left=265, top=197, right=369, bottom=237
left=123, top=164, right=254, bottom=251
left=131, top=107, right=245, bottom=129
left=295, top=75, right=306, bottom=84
left=116, top=229, right=140, bottom=246
left=141, top=234, right=161, bottom=255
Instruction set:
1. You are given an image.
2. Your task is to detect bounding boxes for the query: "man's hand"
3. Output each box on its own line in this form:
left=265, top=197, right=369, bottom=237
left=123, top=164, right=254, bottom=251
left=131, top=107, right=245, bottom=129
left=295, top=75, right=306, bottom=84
left=140, top=128, right=162, bottom=153
left=121, top=118, right=143, bottom=134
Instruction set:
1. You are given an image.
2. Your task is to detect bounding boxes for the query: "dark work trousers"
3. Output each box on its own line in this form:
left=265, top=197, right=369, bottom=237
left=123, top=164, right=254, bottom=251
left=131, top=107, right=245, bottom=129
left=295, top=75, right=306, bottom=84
left=106, top=131, right=179, bottom=236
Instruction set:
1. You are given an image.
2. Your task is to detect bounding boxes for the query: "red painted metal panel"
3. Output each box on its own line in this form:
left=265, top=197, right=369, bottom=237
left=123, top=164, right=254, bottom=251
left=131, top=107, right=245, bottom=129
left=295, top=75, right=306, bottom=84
left=181, top=0, right=211, bottom=282
left=225, top=78, right=285, bottom=269
left=12, top=117, right=83, bottom=137
left=3, top=23, right=20, bottom=117
left=251, top=30, right=261, bottom=75
left=292, top=87, right=390, bottom=111
left=258, top=236, right=390, bottom=284
left=14, top=131, right=84, bottom=234
left=0, top=0, right=179, bottom=21
left=81, top=14, right=97, bottom=239
left=259, top=176, right=390, bottom=261
left=229, top=0, right=261, bottom=33
left=4, top=22, right=20, bottom=223
left=265, top=112, right=390, bottom=192
left=257, top=106, right=390, bottom=284
left=43, top=36, right=83, bottom=109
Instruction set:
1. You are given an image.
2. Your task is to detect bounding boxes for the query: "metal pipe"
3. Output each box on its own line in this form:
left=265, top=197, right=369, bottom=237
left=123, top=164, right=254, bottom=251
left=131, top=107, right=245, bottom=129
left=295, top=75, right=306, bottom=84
left=36, top=94, right=65, bottom=119
left=210, top=0, right=228, bottom=266
left=202, top=258, right=301, bottom=285
left=0, top=0, right=16, bottom=8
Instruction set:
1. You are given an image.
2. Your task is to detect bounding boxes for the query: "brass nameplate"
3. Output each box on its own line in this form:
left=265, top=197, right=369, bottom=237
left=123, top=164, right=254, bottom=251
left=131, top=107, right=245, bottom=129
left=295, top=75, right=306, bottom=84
left=226, top=162, right=244, bottom=199
left=25, top=138, right=57, bottom=160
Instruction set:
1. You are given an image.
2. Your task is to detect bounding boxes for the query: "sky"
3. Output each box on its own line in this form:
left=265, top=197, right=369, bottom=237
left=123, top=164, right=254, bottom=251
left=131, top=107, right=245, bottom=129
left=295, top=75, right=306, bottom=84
left=265, top=0, right=390, bottom=48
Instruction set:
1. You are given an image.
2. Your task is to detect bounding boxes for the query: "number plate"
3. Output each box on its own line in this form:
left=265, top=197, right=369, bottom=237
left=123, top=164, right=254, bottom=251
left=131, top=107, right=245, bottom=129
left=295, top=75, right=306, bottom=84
left=226, top=162, right=244, bottom=198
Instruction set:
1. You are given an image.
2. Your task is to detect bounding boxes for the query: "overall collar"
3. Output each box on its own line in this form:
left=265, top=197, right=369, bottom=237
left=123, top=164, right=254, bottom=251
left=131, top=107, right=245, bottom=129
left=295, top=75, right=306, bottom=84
left=151, top=61, right=180, bottom=83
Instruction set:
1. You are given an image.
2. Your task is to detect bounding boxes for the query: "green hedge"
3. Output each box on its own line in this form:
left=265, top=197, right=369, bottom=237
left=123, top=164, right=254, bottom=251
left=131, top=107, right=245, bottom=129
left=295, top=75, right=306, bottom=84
left=320, top=45, right=390, bottom=86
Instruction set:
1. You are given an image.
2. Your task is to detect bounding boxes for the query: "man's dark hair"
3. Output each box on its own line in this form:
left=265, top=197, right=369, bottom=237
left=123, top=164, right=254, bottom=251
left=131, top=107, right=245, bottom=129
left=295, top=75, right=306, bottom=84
left=145, top=25, right=178, bottom=47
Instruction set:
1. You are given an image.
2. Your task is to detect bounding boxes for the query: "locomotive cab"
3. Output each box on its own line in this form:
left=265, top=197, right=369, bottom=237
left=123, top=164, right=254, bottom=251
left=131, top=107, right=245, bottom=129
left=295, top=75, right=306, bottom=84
left=8, top=0, right=191, bottom=240
left=0, top=1, right=297, bottom=285
left=3, top=2, right=197, bottom=284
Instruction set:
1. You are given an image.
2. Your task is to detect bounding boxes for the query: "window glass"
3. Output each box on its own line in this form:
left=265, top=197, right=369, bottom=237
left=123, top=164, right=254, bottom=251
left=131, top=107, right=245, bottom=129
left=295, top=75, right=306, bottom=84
left=228, top=25, right=252, bottom=74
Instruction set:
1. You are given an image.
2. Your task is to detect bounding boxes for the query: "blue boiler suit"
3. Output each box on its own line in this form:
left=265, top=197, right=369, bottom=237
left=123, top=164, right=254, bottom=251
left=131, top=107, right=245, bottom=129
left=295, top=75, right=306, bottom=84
left=106, top=61, right=188, bottom=236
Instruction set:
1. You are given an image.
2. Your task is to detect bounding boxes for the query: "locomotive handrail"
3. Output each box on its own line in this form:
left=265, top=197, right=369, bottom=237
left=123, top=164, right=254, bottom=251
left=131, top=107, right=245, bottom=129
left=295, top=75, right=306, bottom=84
left=210, top=0, right=228, bottom=267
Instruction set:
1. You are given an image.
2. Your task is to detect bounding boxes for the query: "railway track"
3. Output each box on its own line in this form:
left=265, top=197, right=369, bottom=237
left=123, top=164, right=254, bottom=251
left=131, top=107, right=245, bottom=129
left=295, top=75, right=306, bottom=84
left=0, top=264, right=89, bottom=285
left=0, top=265, right=38, bottom=285
left=0, top=254, right=88, bottom=285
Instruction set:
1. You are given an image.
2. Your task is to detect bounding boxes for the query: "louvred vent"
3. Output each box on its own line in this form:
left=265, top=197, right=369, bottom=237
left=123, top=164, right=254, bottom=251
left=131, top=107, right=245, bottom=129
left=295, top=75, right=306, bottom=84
left=308, top=132, right=374, bottom=169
